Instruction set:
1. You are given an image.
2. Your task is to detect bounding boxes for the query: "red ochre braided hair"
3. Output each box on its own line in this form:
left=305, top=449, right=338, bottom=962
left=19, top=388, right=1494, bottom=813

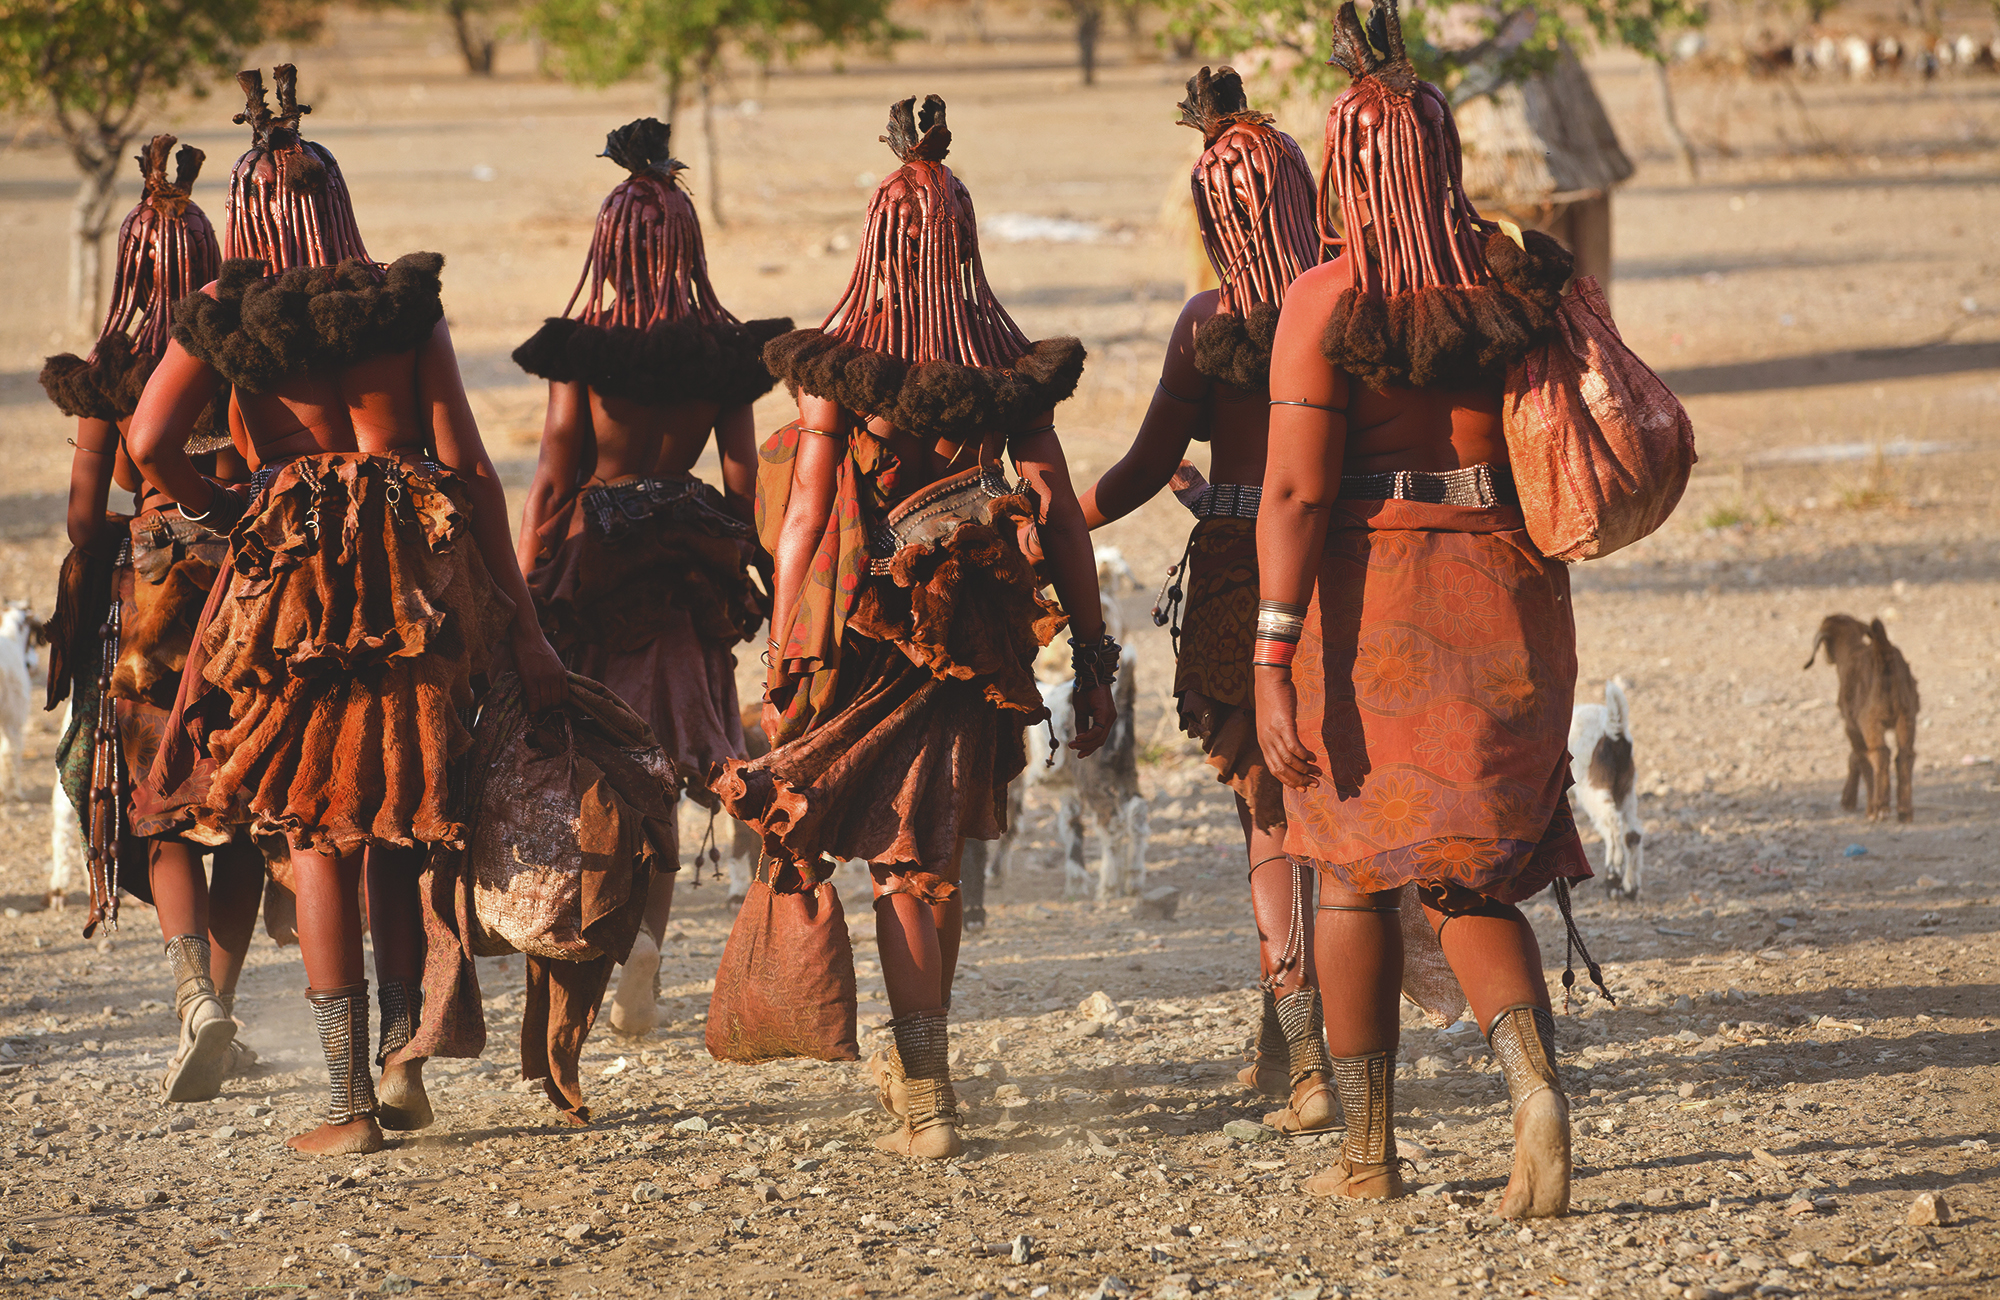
left=38, top=136, right=224, bottom=422
left=1182, top=67, right=1320, bottom=318
left=819, top=94, right=1029, bottom=368
left=565, top=118, right=739, bottom=331
left=1315, top=0, right=1573, bottom=391
left=225, top=64, right=369, bottom=271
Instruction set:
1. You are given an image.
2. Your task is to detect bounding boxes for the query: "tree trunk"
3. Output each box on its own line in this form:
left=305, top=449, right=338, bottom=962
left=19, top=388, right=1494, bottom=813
left=446, top=0, right=496, bottom=75
left=67, top=153, right=123, bottom=331
left=1652, top=60, right=1698, bottom=182
left=699, top=52, right=724, bottom=228
left=1074, top=0, right=1103, bottom=86
left=660, top=62, right=685, bottom=122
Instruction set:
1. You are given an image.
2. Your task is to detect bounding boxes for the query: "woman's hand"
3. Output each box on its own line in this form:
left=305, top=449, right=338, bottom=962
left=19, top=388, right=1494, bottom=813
left=510, top=623, right=571, bottom=713
left=1070, top=681, right=1116, bottom=758
left=1255, top=665, right=1318, bottom=790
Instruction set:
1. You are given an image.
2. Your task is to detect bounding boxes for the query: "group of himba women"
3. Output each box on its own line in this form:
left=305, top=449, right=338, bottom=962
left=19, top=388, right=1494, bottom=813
left=42, top=1, right=1594, bottom=1216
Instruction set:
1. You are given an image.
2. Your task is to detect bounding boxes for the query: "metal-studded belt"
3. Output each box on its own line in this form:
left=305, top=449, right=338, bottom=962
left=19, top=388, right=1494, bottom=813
left=583, top=476, right=750, bottom=542
left=867, top=464, right=1017, bottom=575
left=1336, top=464, right=1516, bottom=508
left=1186, top=483, right=1262, bottom=519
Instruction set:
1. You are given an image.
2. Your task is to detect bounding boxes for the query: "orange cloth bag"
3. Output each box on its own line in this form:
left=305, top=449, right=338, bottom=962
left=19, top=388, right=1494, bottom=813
left=1501, top=275, right=1697, bottom=562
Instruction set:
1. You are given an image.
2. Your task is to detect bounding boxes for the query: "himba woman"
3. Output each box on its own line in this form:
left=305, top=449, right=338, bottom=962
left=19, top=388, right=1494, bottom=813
left=41, top=135, right=268, bottom=1102
left=513, top=119, right=790, bottom=1037
left=715, top=96, right=1114, bottom=1159
left=1256, top=2, right=1593, bottom=1214
left=1078, top=68, right=1336, bottom=1135
left=128, top=66, right=569, bottom=1156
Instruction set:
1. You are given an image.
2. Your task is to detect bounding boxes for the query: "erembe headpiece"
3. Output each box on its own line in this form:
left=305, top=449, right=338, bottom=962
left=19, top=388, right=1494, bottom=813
left=763, top=96, right=1084, bottom=441
left=1317, top=1, right=1572, bottom=392
left=1178, top=67, right=1320, bottom=392
left=512, top=118, right=791, bottom=408
left=39, top=135, right=228, bottom=447
left=225, top=65, right=369, bottom=271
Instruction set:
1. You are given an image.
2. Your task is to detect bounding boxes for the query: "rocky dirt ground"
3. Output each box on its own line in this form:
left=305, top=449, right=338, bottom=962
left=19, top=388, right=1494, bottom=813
left=2, top=5, right=1999, bottom=1299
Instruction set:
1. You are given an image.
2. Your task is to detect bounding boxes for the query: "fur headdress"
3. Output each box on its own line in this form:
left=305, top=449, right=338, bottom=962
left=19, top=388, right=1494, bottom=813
left=512, top=118, right=792, bottom=408
left=225, top=65, right=370, bottom=271
left=762, top=96, right=1085, bottom=440
left=40, top=135, right=230, bottom=448
left=1317, top=1, right=1573, bottom=391
left=1179, top=67, right=1321, bottom=392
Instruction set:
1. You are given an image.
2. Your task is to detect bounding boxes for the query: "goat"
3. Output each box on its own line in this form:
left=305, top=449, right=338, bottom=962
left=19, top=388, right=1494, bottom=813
left=0, top=604, right=45, bottom=803
left=977, top=549, right=1149, bottom=910
left=1568, top=678, right=1644, bottom=900
left=1805, top=614, right=1920, bottom=822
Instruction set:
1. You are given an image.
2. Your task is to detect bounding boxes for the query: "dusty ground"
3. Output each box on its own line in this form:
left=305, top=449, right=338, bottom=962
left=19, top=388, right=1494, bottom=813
left=2, top=6, right=1999, bottom=1299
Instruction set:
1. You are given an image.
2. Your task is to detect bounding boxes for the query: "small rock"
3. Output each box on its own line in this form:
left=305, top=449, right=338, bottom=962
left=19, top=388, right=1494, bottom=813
left=1905, top=1191, right=1950, bottom=1226
left=1840, top=1245, right=1887, bottom=1267
left=129, top=1286, right=153, bottom=1299
left=671, top=1116, right=710, bottom=1133
left=1010, top=1233, right=1033, bottom=1264
left=1222, top=1119, right=1276, bottom=1143
left=692, top=1172, right=722, bottom=1190
left=243, top=1104, right=271, bottom=1118
left=1642, top=1187, right=1674, bottom=1205
left=1783, top=1197, right=1820, bottom=1217
left=279, top=1255, right=300, bottom=1270
left=1785, top=1250, right=1816, bottom=1268
left=561, top=1222, right=593, bottom=1243
left=1073, top=1019, right=1107, bottom=1039
left=631, top=1183, right=665, bottom=1204
left=751, top=1182, right=780, bottom=1203
left=1135, top=886, right=1181, bottom=921
left=137, top=1188, right=167, bottom=1205
left=1843, top=844, right=1868, bottom=858
left=379, top=1276, right=416, bottom=1295
left=212, top=1126, right=238, bottom=1141
left=1077, top=991, right=1120, bottom=1022
left=174, top=1270, right=193, bottom=1284
left=792, top=1158, right=822, bottom=1172
left=1677, top=1081, right=1709, bottom=1099
left=1751, top=1147, right=1786, bottom=1170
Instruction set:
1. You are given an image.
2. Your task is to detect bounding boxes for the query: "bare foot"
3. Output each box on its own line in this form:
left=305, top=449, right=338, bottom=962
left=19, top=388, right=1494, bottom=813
left=872, top=1122, right=962, bottom=1160
left=609, top=931, right=661, bottom=1037
left=286, top=1116, right=384, bottom=1156
left=377, top=1059, right=434, bottom=1131
left=1264, top=1073, right=1337, bottom=1134
left=1496, top=1088, right=1570, bottom=1218
left=1236, top=1058, right=1289, bottom=1100
left=1303, top=1156, right=1407, bottom=1199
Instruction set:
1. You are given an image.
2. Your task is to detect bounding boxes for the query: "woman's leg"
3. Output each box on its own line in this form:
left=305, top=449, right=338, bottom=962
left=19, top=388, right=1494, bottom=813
left=1303, top=879, right=1406, bottom=1199
left=611, top=812, right=677, bottom=1037
left=151, top=838, right=235, bottom=1102
left=1421, top=889, right=1568, bottom=1218
left=206, top=837, right=264, bottom=1006
left=1242, top=812, right=1334, bottom=1132
left=287, top=846, right=382, bottom=1156
left=871, top=869, right=961, bottom=1160
left=366, top=845, right=432, bottom=1131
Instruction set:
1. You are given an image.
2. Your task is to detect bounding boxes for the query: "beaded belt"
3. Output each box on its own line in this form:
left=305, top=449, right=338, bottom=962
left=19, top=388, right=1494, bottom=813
left=583, top=475, right=749, bottom=541
left=247, top=455, right=446, bottom=500
left=867, top=464, right=1017, bottom=574
left=1187, top=483, right=1262, bottom=519
left=1336, top=464, right=1516, bottom=508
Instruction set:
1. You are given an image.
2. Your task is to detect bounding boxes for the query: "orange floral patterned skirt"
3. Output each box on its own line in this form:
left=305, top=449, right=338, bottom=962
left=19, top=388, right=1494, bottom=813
left=1284, top=498, right=1589, bottom=903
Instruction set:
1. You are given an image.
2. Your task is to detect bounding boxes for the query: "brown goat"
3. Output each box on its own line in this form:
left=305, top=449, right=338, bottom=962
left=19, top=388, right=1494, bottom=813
left=1804, top=615, right=1920, bottom=821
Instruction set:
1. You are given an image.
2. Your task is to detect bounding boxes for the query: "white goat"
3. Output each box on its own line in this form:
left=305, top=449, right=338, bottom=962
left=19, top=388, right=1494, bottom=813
left=1569, top=677, right=1643, bottom=900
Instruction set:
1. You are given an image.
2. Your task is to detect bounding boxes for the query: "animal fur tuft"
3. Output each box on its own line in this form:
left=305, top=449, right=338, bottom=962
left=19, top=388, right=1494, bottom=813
left=1191, top=303, right=1280, bottom=391
left=513, top=315, right=791, bottom=407
left=763, top=330, right=1085, bottom=439
left=39, top=333, right=152, bottom=421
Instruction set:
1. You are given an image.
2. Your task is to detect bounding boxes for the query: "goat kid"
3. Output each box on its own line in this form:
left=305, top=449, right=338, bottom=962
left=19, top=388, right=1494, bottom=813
left=1805, top=614, right=1920, bottom=822
left=1569, top=677, right=1644, bottom=900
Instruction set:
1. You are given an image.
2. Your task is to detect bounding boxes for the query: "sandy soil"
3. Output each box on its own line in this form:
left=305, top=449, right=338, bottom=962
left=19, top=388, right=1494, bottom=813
left=1, top=7, right=1998, bottom=1299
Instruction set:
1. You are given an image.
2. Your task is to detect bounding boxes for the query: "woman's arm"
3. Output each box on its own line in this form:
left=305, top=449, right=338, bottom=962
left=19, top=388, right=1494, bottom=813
left=418, top=319, right=569, bottom=712
left=126, top=341, right=228, bottom=515
left=1255, top=267, right=1352, bottom=790
left=515, top=381, right=591, bottom=575
left=66, top=417, right=120, bottom=547
left=770, top=395, right=845, bottom=659
left=1011, top=420, right=1116, bottom=758
left=1080, top=297, right=1211, bottom=529
left=715, top=402, right=759, bottom=525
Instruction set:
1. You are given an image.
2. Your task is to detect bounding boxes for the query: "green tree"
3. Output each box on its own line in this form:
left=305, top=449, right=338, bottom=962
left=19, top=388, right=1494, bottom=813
left=0, top=0, right=323, bottom=328
left=527, top=0, right=909, bottom=227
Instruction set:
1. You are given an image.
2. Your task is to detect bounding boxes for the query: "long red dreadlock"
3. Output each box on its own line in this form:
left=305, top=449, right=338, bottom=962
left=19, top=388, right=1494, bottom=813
left=1181, top=67, right=1320, bottom=318
left=1314, top=0, right=1573, bottom=392
left=225, top=65, right=369, bottom=271
left=564, top=118, right=738, bottom=331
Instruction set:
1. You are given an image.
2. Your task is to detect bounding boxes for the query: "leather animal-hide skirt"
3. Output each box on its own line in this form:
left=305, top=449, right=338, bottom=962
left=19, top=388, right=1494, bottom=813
left=714, top=496, right=1064, bottom=903
left=193, top=453, right=515, bottom=857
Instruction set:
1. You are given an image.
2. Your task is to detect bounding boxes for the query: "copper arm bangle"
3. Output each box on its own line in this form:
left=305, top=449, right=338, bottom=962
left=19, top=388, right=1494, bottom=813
left=798, top=425, right=843, bottom=438
left=1270, top=398, right=1340, bottom=411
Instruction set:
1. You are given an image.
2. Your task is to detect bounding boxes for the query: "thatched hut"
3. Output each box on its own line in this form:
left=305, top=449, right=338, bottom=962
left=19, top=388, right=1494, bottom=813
left=1453, top=50, right=1634, bottom=288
